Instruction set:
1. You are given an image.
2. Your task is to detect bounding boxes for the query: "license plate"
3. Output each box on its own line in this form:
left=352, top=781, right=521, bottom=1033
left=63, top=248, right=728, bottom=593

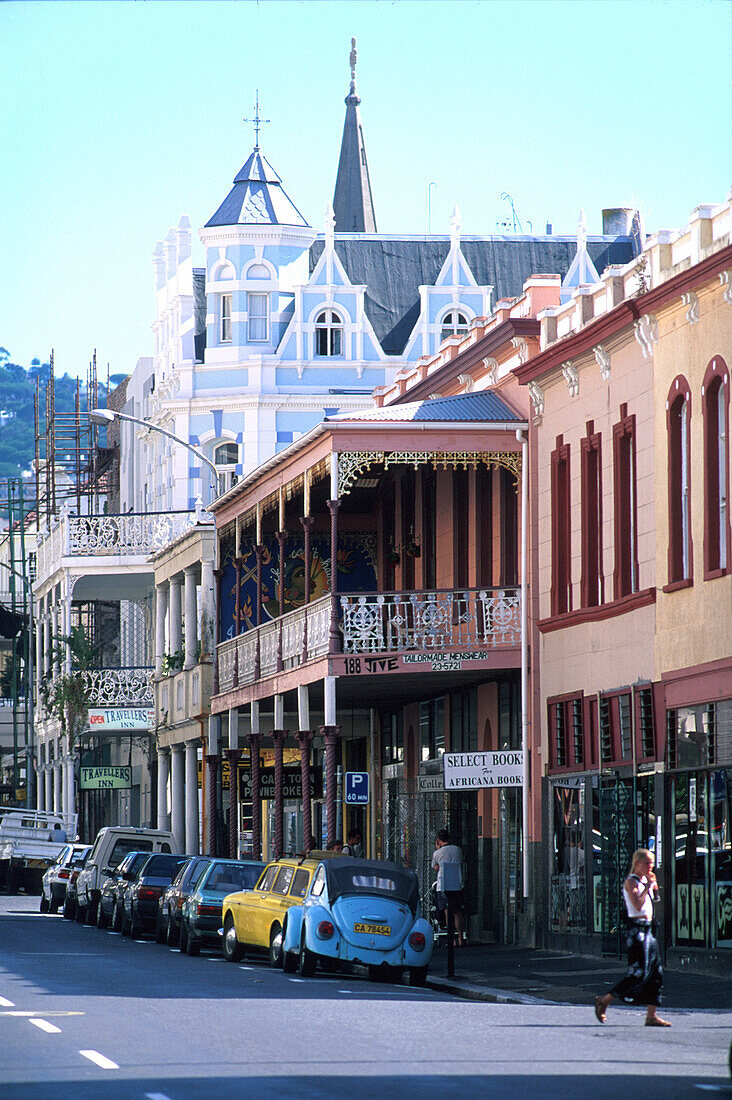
left=354, top=922, right=391, bottom=935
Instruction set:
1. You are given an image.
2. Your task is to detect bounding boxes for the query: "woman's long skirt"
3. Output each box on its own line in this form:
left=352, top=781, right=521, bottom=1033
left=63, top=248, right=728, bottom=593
left=611, top=922, right=663, bottom=1005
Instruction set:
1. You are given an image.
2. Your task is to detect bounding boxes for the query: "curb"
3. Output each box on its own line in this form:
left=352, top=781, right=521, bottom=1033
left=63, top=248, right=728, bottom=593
left=426, top=976, right=555, bottom=1005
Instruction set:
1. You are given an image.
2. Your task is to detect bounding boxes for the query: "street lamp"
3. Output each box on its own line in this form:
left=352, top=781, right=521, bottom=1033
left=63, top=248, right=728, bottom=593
left=89, top=409, right=224, bottom=502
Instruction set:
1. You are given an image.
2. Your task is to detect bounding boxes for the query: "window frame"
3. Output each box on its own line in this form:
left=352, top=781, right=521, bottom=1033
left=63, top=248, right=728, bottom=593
left=702, top=356, right=731, bottom=579
left=220, top=293, right=232, bottom=343
left=314, top=309, right=344, bottom=358
left=613, top=404, right=639, bottom=600
left=550, top=435, right=572, bottom=616
left=547, top=692, right=586, bottom=773
left=580, top=421, right=603, bottom=608
left=247, top=292, right=269, bottom=343
left=440, top=309, right=469, bottom=342
left=665, top=376, right=693, bottom=589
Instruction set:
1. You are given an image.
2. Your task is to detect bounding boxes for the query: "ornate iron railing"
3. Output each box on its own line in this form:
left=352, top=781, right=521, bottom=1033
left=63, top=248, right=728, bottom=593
left=36, top=511, right=197, bottom=579
left=216, top=597, right=332, bottom=693
left=340, top=587, right=520, bottom=652
left=80, top=667, right=154, bottom=708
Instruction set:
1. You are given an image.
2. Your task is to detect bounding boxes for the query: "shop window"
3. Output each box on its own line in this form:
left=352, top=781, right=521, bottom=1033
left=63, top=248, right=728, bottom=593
left=550, top=436, right=571, bottom=615
left=451, top=689, right=478, bottom=753
left=550, top=783, right=586, bottom=933
left=666, top=377, right=692, bottom=586
left=580, top=422, right=603, bottom=607
left=613, top=404, right=639, bottom=599
left=247, top=292, right=268, bottom=342
left=315, top=310, right=343, bottom=357
left=667, top=703, right=718, bottom=770
left=702, top=357, right=730, bottom=577
left=419, top=697, right=445, bottom=761
left=380, top=711, right=403, bottom=765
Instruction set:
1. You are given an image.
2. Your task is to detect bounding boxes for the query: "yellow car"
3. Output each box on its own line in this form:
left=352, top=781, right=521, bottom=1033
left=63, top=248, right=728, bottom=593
left=222, top=853, right=332, bottom=967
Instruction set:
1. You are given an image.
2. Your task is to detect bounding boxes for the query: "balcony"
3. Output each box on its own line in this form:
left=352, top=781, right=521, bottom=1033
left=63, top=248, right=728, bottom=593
left=156, top=663, right=214, bottom=733
left=215, top=587, right=520, bottom=694
left=35, top=512, right=196, bottom=584
left=38, top=668, right=154, bottom=721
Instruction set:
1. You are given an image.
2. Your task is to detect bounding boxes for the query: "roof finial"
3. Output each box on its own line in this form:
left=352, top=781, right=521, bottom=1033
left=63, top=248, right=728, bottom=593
left=450, top=202, right=462, bottom=245
left=577, top=209, right=587, bottom=250
left=349, top=37, right=357, bottom=94
left=243, top=90, right=270, bottom=151
left=324, top=202, right=336, bottom=244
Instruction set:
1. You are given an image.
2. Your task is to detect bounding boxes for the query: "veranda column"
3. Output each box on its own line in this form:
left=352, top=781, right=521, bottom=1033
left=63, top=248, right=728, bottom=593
left=61, top=748, right=71, bottom=819
left=276, top=524, right=286, bottom=671
left=157, top=747, right=171, bottom=830
left=320, top=726, right=341, bottom=848
left=43, top=606, right=51, bottom=675
left=53, top=759, right=62, bottom=814
left=170, top=744, right=185, bottom=852
left=271, top=726, right=287, bottom=859
left=184, top=739, right=200, bottom=854
left=300, top=515, right=314, bottom=662
left=155, top=583, right=168, bottom=677
left=35, top=603, right=44, bottom=700
left=248, top=703, right=262, bottom=860
left=205, top=715, right=220, bottom=856
left=45, top=766, right=53, bottom=815
left=50, top=600, right=59, bottom=672
left=297, top=730, right=314, bottom=851
left=183, top=567, right=198, bottom=670
left=327, top=497, right=341, bottom=653
left=226, top=708, right=241, bottom=859
left=37, top=766, right=46, bottom=811
left=168, top=576, right=183, bottom=660
left=254, top=544, right=264, bottom=679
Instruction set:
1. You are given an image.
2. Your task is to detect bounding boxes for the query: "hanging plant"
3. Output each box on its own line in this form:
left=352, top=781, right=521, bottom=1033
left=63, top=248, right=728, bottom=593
left=404, top=527, right=421, bottom=558
left=385, top=539, right=401, bottom=568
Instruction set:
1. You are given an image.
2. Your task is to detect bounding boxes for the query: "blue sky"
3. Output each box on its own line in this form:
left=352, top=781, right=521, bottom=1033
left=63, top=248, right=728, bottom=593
left=1, top=0, right=729, bottom=380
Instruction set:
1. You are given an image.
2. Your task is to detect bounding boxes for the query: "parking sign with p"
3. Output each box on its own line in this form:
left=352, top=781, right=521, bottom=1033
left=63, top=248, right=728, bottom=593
left=345, top=771, right=369, bottom=804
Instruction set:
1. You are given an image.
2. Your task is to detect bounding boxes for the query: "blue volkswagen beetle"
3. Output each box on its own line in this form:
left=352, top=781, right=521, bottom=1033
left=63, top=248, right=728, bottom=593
left=281, top=857, right=433, bottom=985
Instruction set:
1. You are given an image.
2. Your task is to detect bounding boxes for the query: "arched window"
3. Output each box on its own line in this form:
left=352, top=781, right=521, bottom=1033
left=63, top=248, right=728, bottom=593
left=667, top=377, right=692, bottom=586
left=315, top=310, right=343, bottom=357
left=703, top=356, right=730, bottom=577
left=440, top=310, right=469, bottom=342
left=246, top=263, right=270, bottom=280
left=214, top=441, right=238, bottom=491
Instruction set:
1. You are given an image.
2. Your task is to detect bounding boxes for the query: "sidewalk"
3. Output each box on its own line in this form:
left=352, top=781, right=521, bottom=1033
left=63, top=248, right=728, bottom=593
left=426, top=943, right=732, bottom=1011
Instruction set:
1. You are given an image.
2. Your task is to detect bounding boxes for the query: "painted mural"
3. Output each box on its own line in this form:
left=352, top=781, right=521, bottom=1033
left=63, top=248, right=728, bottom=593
left=219, top=533, right=377, bottom=640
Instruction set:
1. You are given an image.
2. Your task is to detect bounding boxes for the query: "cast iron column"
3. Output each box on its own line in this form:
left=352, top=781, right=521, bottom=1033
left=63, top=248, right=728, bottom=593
left=205, top=752, right=219, bottom=855
left=248, top=733, right=262, bottom=860
left=326, top=500, right=341, bottom=653
left=233, top=556, right=243, bottom=686
left=213, top=568, right=222, bottom=694
left=272, top=729, right=288, bottom=859
left=226, top=748, right=242, bottom=858
left=297, top=729, right=314, bottom=850
left=276, top=530, right=287, bottom=671
left=254, top=544, right=264, bottom=679
left=320, top=724, right=341, bottom=848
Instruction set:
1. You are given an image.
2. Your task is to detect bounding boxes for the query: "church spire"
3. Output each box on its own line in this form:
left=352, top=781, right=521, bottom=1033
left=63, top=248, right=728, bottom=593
left=332, top=38, right=377, bottom=233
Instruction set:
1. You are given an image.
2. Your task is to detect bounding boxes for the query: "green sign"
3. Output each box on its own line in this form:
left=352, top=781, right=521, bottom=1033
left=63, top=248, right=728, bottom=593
left=80, top=766, right=132, bottom=791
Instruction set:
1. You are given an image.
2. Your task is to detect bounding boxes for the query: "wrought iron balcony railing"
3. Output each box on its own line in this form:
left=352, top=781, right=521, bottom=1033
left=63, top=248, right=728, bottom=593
left=38, top=667, right=154, bottom=716
left=215, top=587, right=520, bottom=694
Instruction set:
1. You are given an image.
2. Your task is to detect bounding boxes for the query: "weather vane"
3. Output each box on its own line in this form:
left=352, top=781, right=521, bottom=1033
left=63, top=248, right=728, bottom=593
left=243, top=90, right=270, bottom=150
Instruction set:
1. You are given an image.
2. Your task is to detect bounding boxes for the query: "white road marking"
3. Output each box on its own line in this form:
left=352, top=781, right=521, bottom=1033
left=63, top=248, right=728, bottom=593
left=288, top=977, right=306, bottom=983
left=238, top=965, right=254, bottom=970
left=79, top=1049, right=119, bottom=1070
left=29, top=1018, right=62, bottom=1033
left=694, top=1087, right=725, bottom=1093
left=1, top=1011, right=84, bottom=1017
left=208, top=957, right=223, bottom=962
left=0, top=996, right=15, bottom=1007
left=145, top=1093, right=174, bottom=1100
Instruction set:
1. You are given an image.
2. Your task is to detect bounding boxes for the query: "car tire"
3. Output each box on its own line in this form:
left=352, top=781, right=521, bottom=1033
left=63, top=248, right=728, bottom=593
left=155, top=912, right=166, bottom=944
left=97, top=902, right=109, bottom=929
left=299, top=934, right=317, bottom=978
left=39, top=894, right=50, bottom=913
left=85, top=900, right=97, bottom=925
left=223, top=916, right=243, bottom=963
left=121, top=909, right=131, bottom=936
left=112, top=901, right=123, bottom=933
left=269, top=924, right=283, bottom=968
left=179, top=920, right=189, bottom=954
left=75, top=903, right=86, bottom=924
left=186, top=931, right=200, bottom=957
left=49, top=897, right=60, bottom=915
left=129, top=912, right=142, bottom=939
left=166, top=916, right=179, bottom=948
left=63, top=896, right=76, bottom=921
left=409, top=966, right=428, bottom=987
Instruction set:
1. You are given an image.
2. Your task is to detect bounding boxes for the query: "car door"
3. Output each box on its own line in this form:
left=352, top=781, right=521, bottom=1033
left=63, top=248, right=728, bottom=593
left=236, top=863, right=278, bottom=943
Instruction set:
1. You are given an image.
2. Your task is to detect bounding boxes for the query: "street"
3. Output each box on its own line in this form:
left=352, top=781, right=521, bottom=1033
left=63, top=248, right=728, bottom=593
left=0, top=896, right=729, bottom=1099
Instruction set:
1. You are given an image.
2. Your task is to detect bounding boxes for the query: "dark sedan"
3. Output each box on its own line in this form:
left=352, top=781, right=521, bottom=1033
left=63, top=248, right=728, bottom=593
left=156, top=856, right=212, bottom=946
left=180, top=859, right=265, bottom=956
left=96, top=850, right=151, bottom=931
left=122, top=852, right=188, bottom=938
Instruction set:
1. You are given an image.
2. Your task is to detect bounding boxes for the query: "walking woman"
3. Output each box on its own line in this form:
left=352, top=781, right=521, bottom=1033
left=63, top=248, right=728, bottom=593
left=595, top=848, right=670, bottom=1027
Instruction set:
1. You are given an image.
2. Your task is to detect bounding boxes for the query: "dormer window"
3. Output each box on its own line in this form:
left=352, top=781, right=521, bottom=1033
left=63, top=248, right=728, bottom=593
left=440, top=310, right=469, bottom=342
left=220, top=294, right=232, bottom=342
left=247, top=292, right=268, bottom=342
left=315, top=310, right=343, bottom=357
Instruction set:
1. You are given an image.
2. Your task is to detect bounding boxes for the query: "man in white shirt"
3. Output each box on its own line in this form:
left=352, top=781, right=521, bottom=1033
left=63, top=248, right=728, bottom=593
left=432, top=829, right=465, bottom=946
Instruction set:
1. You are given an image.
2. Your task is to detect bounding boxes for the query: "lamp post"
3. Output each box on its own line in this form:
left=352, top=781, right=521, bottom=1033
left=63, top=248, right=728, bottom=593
left=88, top=409, right=224, bottom=503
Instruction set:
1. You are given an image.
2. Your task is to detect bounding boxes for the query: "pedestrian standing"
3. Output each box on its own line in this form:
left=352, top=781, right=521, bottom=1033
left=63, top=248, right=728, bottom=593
left=432, top=829, right=465, bottom=946
left=594, top=848, right=670, bottom=1027
left=342, top=828, right=363, bottom=857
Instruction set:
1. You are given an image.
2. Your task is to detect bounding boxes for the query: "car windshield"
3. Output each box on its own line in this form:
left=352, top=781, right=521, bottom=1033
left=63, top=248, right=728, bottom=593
left=141, top=854, right=187, bottom=878
left=109, top=838, right=154, bottom=867
left=325, top=859, right=420, bottom=913
left=205, top=863, right=264, bottom=894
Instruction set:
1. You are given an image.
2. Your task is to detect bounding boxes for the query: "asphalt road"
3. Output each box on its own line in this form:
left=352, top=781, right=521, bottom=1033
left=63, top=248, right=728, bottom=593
left=0, top=895, right=730, bottom=1099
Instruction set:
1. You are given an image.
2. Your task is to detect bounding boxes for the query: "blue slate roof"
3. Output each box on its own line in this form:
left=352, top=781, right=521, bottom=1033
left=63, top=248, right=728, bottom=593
left=205, top=149, right=309, bottom=228
left=326, top=390, right=523, bottom=423
left=310, top=234, right=637, bottom=355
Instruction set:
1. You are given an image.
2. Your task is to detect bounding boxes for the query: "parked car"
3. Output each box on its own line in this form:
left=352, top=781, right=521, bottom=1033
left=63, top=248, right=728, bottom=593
left=156, top=856, right=212, bottom=946
left=122, top=853, right=189, bottom=939
left=96, top=850, right=152, bottom=930
left=281, top=857, right=434, bottom=985
left=40, top=844, right=90, bottom=913
left=75, top=826, right=177, bottom=925
left=221, top=854, right=329, bottom=966
left=180, top=859, right=265, bottom=957
left=62, top=858, right=89, bottom=920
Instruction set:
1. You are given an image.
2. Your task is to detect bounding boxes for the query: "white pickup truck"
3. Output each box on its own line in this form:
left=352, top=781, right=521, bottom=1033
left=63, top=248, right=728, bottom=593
left=74, top=826, right=178, bottom=924
left=0, top=809, right=79, bottom=894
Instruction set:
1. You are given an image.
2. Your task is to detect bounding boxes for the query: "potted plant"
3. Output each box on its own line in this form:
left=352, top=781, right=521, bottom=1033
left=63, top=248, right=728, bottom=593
left=385, top=539, right=401, bottom=568
left=404, top=528, right=421, bottom=558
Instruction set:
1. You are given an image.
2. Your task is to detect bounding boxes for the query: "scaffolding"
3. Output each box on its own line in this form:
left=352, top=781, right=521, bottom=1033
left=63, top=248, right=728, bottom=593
left=0, top=480, right=33, bottom=805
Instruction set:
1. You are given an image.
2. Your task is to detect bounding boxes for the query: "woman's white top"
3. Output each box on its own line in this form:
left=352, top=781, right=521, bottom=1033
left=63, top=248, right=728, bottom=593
left=623, top=874, right=654, bottom=920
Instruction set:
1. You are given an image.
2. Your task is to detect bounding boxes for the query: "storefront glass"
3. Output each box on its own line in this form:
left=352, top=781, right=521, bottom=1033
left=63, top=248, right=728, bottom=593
left=550, top=780, right=586, bottom=932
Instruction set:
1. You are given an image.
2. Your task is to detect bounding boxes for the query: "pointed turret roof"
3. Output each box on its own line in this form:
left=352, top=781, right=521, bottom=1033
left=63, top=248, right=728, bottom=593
left=205, top=148, right=309, bottom=228
left=333, top=38, right=377, bottom=233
